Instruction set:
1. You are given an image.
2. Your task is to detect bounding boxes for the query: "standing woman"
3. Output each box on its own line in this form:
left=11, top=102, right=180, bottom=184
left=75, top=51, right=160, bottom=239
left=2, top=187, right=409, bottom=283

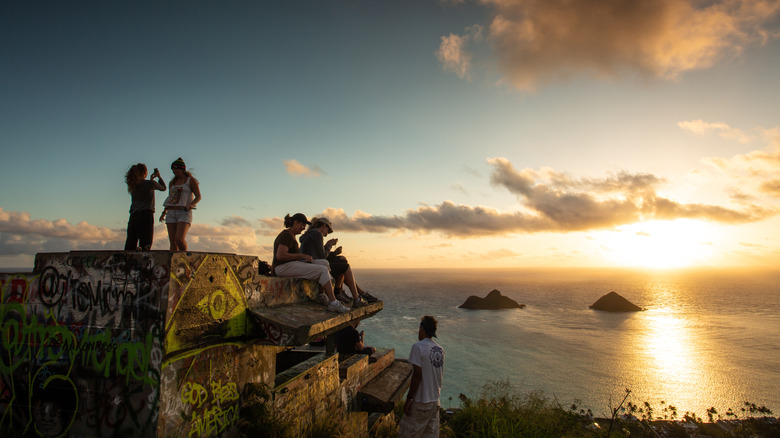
left=160, top=157, right=201, bottom=251
left=124, top=163, right=166, bottom=251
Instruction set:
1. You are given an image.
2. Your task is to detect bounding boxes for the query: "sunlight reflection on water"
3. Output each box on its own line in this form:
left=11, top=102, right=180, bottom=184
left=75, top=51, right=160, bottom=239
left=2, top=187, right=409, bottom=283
left=357, top=268, right=780, bottom=417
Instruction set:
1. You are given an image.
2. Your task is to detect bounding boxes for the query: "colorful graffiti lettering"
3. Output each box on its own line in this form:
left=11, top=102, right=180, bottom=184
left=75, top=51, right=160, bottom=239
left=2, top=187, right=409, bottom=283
left=3, top=251, right=287, bottom=437
left=181, top=382, right=209, bottom=408
left=1, top=253, right=167, bottom=437
left=210, top=381, right=239, bottom=405
left=188, top=404, right=238, bottom=438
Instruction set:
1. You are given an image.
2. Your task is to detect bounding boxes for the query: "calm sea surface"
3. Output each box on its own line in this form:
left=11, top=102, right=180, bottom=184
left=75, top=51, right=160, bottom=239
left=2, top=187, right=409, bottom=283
left=355, top=268, right=780, bottom=417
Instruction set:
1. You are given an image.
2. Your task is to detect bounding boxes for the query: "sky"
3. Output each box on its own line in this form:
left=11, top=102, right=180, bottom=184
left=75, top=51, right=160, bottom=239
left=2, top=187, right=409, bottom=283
left=1, top=0, right=780, bottom=270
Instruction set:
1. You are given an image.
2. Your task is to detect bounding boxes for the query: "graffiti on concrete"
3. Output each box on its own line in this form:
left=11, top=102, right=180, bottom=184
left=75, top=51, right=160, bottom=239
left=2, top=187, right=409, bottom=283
left=1, top=252, right=167, bottom=437
left=3, top=250, right=322, bottom=437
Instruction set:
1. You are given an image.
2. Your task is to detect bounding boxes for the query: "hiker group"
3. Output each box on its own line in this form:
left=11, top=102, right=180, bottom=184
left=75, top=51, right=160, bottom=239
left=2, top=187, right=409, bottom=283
left=123, top=157, right=200, bottom=252
left=123, top=161, right=445, bottom=437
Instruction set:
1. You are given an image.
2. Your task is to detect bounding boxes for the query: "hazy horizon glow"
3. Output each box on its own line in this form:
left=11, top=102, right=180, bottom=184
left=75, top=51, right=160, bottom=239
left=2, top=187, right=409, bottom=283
left=1, top=1, right=780, bottom=269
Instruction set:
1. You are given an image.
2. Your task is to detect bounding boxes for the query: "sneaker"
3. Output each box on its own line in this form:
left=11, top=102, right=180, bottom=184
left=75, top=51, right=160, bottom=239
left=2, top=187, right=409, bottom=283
left=360, top=291, right=378, bottom=303
left=353, top=298, right=368, bottom=308
left=335, top=290, right=352, bottom=303
left=327, top=300, right=350, bottom=313
left=315, top=293, right=330, bottom=306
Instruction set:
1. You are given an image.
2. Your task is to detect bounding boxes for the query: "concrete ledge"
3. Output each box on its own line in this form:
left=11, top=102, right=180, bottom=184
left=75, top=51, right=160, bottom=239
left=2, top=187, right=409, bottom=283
left=367, top=348, right=395, bottom=383
left=357, top=359, right=413, bottom=414
left=247, top=301, right=383, bottom=346
left=339, top=354, right=369, bottom=381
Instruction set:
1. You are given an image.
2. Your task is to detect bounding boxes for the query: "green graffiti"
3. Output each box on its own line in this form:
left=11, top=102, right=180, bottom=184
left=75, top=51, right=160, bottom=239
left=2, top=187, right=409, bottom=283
left=1, top=303, right=159, bottom=385
left=1, top=304, right=76, bottom=374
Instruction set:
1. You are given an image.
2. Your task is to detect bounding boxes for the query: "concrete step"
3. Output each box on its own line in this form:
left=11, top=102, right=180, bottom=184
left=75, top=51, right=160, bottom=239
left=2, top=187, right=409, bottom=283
left=247, top=300, right=383, bottom=347
left=356, top=359, right=413, bottom=414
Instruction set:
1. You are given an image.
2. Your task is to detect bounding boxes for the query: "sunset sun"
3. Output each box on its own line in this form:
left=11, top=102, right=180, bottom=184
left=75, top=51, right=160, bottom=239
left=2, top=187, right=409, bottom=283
left=602, top=220, right=716, bottom=268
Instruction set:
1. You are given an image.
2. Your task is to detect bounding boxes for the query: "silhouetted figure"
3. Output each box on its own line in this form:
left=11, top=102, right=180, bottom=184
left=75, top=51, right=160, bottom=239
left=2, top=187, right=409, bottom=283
left=124, top=163, right=166, bottom=250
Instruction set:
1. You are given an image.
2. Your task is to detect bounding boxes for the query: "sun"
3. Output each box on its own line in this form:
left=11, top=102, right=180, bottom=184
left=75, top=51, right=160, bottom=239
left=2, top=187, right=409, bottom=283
left=600, top=219, right=716, bottom=268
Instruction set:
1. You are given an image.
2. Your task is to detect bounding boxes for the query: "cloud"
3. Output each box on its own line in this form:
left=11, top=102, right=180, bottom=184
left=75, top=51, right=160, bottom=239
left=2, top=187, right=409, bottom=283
left=446, top=0, right=780, bottom=90
left=678, top=119, right=753, bottom=143
left=452, top=182, right=470, bottom=195
left=760, top=179, right=780, bottom=195
left=187, top=222, right=266, bottom=256
left=0, top=208, right=270, bottom=261
left=283, top=159, right=324, bottom=177
left=487, top=157, right=770, bottom=227
left=699, top=124, right=780, bottom=197
left=0, top=208, right=120, bottom=241
left=268, top=152, right=770, bottom=239
left=462, top=164, right=482, bottom=177
left=0, top=208, right=124, bottom=256
left=436, top=25, right=483, bottom=80
left=483, top=248, right=522, bottom=259
left=220, top=215, right=253, bottom=228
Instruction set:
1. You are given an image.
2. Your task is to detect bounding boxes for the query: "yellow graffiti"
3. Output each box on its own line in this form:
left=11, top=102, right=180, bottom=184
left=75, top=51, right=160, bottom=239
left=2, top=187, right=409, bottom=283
left=165, top=255, right=248, bottom=353
left=181, top=381, right=209, bottom=408
left=188, top=404, right=238, bottom=438
left=210, top=380, right=239, bottom=405
left=196, top=290, right=227, bottom=320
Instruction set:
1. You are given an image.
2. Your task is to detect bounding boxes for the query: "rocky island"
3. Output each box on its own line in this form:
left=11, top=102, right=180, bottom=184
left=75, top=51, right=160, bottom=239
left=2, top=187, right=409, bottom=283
left=589, top=291, right=643, bottom=312
left=459, top=289, right=525, bottom=310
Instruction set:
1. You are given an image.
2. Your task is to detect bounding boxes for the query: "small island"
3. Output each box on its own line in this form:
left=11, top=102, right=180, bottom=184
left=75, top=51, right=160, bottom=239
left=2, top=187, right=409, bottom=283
left=459, top=289, right=525, bottom=310
left=589, top=291, right=643, bottom=312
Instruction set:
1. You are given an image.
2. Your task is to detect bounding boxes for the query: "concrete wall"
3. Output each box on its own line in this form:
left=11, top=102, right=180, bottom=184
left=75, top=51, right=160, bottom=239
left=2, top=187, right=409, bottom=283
left=0, top=250, right=320, bottom=438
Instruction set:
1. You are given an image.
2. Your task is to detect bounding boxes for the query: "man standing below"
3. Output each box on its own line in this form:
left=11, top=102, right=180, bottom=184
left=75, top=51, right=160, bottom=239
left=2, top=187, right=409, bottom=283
left=398, top=315, right=444, bottom=438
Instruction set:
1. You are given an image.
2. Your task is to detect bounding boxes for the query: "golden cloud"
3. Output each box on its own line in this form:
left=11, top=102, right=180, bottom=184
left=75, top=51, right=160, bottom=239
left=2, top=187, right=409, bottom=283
left=446, top=0, right=780, bottom=90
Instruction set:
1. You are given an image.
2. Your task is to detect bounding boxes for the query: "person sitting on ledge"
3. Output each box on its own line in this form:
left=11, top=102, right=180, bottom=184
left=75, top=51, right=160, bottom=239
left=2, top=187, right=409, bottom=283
left=299, top=217, right=373, bottom=308
left=271, top=213, right=349, bottom=314
left=336, top=320, right=376, bottom=356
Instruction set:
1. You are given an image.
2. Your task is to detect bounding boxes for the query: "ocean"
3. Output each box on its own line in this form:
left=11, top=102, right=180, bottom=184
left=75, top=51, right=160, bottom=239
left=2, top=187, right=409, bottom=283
left=354, top=267, right=780, bottom=418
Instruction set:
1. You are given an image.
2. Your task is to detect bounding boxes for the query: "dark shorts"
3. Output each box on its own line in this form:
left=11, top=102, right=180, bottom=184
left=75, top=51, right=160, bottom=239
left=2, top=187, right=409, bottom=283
left=327, top=254, right=350, bottom=277
left=125, top=210, right=155, bottom=250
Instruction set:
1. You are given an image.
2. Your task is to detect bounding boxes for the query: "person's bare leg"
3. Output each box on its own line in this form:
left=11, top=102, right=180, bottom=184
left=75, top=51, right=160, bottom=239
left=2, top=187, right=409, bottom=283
left=166, top=223, right=178, bottom=250
left=334, top=274, right=345, bottom=292
left=343, top=267, right=361, bottom=300
left=175, top=222, right=190, bottom=251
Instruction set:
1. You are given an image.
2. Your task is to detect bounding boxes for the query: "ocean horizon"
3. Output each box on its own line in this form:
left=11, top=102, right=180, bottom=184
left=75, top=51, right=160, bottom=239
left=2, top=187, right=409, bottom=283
left=354, top=266, right=780, bottom=418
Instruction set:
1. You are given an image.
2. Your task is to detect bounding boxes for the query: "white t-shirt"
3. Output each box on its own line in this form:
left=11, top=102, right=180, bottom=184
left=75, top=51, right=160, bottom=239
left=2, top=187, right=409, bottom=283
left=164, top=177, right=193, bottom=207
left=408, top=337, right=444, bottom=404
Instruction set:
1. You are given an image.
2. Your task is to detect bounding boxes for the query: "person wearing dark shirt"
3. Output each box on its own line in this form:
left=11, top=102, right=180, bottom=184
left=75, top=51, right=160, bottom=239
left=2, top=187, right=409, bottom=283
left=272, top=213, right=349, bottom=314
left=336, top=321, right=376, bottom=355
left=124, top=163, right=166, bottom=250
left=299, top=217, right=378, bottom=304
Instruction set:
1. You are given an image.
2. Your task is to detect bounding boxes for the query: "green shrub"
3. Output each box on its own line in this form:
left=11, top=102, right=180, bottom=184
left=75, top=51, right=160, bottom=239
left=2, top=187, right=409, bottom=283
left=440, top=380, right=593, bottom=438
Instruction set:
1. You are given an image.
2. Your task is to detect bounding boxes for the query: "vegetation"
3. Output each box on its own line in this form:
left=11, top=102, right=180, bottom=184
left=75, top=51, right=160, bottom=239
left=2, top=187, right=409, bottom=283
left=440, top=380, right=594, bottom=437
left=235, top=381, right=780, bottom=437
left=436, top=383, right=778, bottom=438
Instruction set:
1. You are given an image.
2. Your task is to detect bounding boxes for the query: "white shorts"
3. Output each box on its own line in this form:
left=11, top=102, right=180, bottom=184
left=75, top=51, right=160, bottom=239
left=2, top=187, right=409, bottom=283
left=274, top=260, right=332, bottom=286
left=165, top=209, right=193, bottom=224
left=398, top=401, right=439, bottom=438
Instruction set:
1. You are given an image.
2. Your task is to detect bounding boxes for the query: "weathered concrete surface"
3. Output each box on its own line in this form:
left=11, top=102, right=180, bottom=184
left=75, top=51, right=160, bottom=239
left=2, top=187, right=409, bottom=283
left=365, top=348, right=396, bottom=383
left=2, top=251, right=170, bottom=438
left=246, top=300, right=383, bottom=346
left=1, top=250, right=387, bottom=438
left=357, top=360, right=413, bottom=414
left=273, top=353, right=341, bottom=435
